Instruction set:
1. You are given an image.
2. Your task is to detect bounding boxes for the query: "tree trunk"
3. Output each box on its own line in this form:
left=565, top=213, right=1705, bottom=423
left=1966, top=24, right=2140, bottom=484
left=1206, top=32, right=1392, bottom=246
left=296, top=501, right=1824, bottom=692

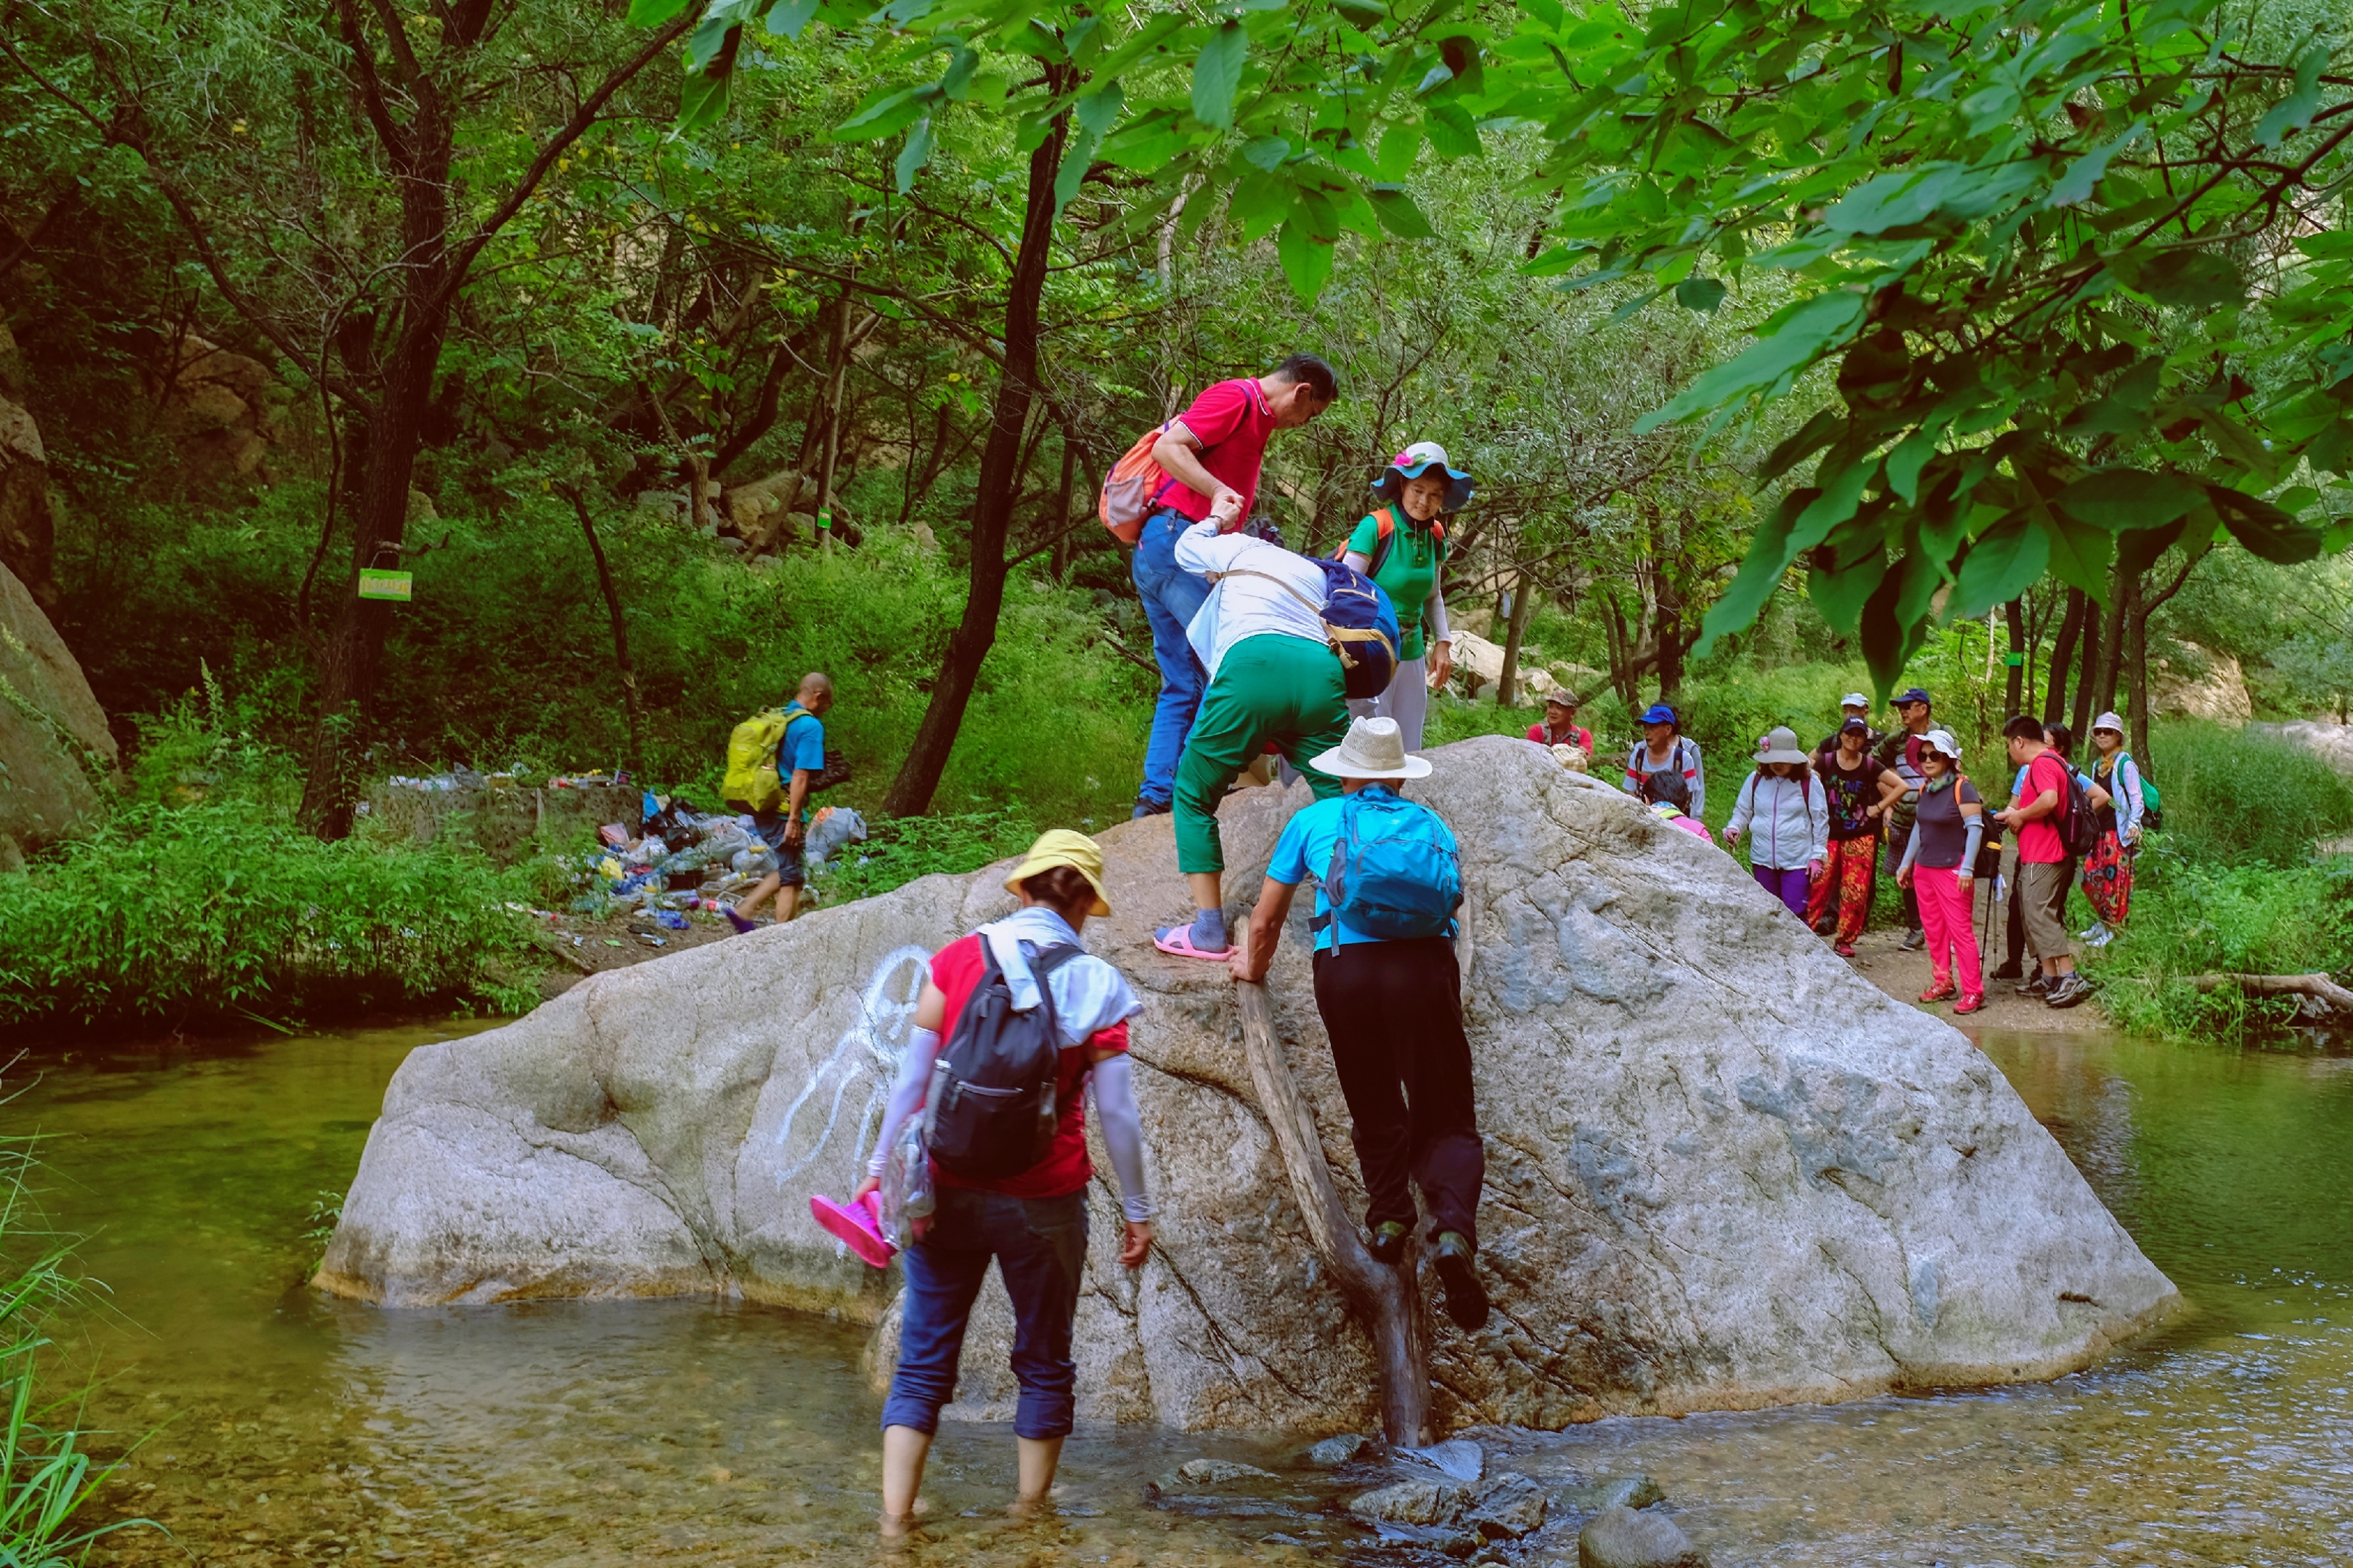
left=1049, top=433, right=1078, bottom=581
left=558, top=482, right=643, bottom=772
left=879, top=106, right=1068, bottom=818
left=2127, top=579, right=2151, bottom=765
left=1233, top=981, right=1432, bottom=1445
left=2070, top=585, right=2100, bottom=741
left=2093, top=560, right=2129, bottom=719
left=1496, top=569, right=1538, bottom=707
left=1655, top=603, right=1687, bottom=704
left=810, top=283, right=855, bottom=551
left=2044, top=587, right=2086, bottom=727
left=297, top=288, right=450, bottom=836
left=2185, top=971, right=2353, bottom=1013
left=2004, top=597, right=2026, bottom=717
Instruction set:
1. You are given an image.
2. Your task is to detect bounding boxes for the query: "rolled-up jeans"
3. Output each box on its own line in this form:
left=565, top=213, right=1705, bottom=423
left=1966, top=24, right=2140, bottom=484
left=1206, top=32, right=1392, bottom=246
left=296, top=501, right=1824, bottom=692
left=1130, top=508, right=1212, bottom=809
left=881, top=1186, right=1088, bottom=1440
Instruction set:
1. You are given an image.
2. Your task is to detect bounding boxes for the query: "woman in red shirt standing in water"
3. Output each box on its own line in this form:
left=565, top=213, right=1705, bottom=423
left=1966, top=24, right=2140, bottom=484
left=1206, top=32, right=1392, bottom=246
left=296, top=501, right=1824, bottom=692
left=854, top=830, right=1154, bottom=1536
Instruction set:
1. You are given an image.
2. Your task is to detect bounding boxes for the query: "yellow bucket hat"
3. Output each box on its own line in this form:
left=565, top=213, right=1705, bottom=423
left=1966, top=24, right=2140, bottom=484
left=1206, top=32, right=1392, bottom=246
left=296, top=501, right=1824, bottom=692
left=1003, top=828, right=1113, bottom=916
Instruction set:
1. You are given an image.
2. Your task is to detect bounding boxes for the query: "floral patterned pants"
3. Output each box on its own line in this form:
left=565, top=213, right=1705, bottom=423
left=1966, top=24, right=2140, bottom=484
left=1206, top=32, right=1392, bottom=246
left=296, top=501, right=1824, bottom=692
left=1806, top=836, right=1878, bottom=944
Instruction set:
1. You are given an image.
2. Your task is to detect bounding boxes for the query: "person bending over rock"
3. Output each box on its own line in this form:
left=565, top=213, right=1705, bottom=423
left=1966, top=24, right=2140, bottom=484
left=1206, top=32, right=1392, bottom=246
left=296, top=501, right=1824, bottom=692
left=854, top=830, right=1155, bottom=1535
left=1152, top=515, right=1353, bottom=960
left=1227, top=716, right=1490, bottom=1333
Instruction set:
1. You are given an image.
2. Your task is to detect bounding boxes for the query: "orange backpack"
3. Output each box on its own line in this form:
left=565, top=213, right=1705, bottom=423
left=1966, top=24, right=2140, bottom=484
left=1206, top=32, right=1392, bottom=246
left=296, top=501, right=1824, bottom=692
left=1098, top=422, right=1173, bottom=544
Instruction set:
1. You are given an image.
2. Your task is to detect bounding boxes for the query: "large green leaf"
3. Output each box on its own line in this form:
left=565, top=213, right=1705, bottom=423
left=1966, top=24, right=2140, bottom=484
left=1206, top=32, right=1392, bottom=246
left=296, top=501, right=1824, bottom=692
left=1636, top=292, right=1866, bottom=432
left=894, top=115, right=934, bottom=194
left=2054, top=468, right=2199, bottom=532
left=1192, top=23, right=1247, bottom=128
left=1949, top=515, right=2050, bottom=621
left=1694, top=489, right=1808, bottom=656
left=2206, top=486, right=2325, bottom=564
left=1368, top=184, right=1436, bottom=239
left=1808, top=551, right=1887, bottom=640
left=1277, top=213, right=1335, bottom=299
left=2040, top=507, right=2118, bottom=599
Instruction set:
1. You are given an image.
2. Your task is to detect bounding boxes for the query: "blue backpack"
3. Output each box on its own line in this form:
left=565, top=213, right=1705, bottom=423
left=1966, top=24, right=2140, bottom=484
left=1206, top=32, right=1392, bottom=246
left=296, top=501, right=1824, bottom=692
left=1223, top=555, right=1402, bottom=699
left=1321, top=790, right=1463, bottom=941
left=1306, top=558, right=1403, bottom=700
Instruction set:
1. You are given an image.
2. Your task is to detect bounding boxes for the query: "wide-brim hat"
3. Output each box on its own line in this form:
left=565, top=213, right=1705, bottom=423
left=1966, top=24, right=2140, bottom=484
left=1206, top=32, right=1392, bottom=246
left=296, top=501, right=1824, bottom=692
left=1369, top=440, right=1474, bottom=513
left=1004, top=828, right=1113, bottom=916
left=1923, top=727, right=1963, bottom=761
left=1754, top=726, right=1808, bottom=766
left=1310, top=716, right=1432, bottom=780
left=2092, top=711, right=2125, bottom=735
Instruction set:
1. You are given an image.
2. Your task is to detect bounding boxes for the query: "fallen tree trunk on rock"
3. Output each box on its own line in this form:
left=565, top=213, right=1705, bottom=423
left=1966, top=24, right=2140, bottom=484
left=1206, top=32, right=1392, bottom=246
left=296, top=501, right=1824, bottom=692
left=1233, top=979, right=1432, bottom=1447
left=2183, top=971, right=2353, bottom=1012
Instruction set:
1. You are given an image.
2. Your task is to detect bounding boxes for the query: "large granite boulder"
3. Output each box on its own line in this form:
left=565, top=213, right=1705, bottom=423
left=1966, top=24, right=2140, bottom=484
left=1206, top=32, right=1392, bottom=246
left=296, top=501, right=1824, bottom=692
left=0, top=558, right=118, bottom=865
left=319, top=737, right=2177, bottom=1432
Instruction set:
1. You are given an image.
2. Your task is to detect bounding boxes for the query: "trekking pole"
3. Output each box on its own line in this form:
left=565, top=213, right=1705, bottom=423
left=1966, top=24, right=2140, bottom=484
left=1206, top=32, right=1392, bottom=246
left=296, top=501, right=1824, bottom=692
left=1232, top=981, right=1432, bottom=1447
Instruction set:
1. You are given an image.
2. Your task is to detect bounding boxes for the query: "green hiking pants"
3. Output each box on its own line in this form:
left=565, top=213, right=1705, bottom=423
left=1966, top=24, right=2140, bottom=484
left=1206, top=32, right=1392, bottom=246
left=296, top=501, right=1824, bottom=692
left=1175, top=633, right=1350, bottom=875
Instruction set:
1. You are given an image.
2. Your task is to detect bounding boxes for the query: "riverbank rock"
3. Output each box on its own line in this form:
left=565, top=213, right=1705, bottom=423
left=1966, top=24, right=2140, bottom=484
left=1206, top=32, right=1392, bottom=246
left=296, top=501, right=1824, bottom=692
left=0, top=325, right=57, bottom=608
left=1578, top=1505, right=1708, bottom=1568
left=0, top=558, right=118, bottom=862
left=321, top=735, right=2178, bottom=1434
left=2153, top=640, right=2251, bottom=724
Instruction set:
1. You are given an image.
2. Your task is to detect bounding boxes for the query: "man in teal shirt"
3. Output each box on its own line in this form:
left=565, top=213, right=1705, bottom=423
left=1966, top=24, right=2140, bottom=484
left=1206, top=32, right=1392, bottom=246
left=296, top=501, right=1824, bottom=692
left=729, top=671, right=832, bottom=931
left=1227, top=716, right=1489, bottom=1333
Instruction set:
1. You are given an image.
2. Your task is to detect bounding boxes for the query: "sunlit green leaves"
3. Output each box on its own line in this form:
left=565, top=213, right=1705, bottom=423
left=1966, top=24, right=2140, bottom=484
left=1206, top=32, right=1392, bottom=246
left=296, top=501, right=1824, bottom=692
left=1191, top=22, right=1247, bottom=128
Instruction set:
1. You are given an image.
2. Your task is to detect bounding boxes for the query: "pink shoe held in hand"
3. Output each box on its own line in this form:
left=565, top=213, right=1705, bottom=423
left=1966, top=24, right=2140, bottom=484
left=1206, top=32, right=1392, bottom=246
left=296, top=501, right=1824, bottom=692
left=810, top=1190, right=896, bottom=1268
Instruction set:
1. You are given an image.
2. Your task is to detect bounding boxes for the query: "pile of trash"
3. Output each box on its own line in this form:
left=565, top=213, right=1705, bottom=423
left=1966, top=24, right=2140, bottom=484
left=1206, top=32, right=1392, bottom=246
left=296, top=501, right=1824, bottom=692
left=562, top=792, right=869, bottom=923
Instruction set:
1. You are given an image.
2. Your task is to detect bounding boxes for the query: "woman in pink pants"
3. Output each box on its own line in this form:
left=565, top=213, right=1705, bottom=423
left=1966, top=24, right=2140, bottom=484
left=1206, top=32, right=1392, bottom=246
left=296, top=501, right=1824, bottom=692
left=1894, top=729, right=1986, bottom=1015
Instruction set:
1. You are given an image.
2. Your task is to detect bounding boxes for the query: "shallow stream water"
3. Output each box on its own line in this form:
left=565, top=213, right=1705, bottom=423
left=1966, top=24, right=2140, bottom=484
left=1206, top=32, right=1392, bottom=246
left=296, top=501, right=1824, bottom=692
left=18, top=1022, right=2353, bottom=1567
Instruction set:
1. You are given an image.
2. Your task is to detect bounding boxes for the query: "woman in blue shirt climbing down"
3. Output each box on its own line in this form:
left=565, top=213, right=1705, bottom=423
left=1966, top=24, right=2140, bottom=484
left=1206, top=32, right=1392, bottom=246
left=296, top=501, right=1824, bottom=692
left=1227, top=716, right=1490, bottom=1335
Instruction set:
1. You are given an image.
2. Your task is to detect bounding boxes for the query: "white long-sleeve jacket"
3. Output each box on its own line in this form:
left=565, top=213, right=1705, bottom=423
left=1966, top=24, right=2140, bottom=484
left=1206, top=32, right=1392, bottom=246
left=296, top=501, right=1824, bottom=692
left=1726, top=769, right=1830, bottom=871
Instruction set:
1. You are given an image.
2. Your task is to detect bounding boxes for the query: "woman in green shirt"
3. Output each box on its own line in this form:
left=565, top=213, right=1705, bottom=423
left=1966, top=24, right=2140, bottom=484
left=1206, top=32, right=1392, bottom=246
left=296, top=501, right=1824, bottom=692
left=1341, top=440, right=1470, bottom=751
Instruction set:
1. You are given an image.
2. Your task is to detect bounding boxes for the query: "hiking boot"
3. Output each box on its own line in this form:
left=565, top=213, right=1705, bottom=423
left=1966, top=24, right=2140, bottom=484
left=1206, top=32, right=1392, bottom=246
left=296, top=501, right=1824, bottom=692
left=1367, top=1221, right=1409, bottom=1266
left=1917, top=981, right=1957, bottom=1003
left=1990, top=963, right=2024, bottom=981
left=1131, top=798, right=1172, bottom=820
left=1897, top=928, right=1926, bottom=951
left=2015, top=972, right=2052, bottom=996
left=1431, top=1232, right=1490, bottom=1333
left=1953, top=992, right=1986, bottom=1015
left=2046, top=973, right=2092, bottom=1009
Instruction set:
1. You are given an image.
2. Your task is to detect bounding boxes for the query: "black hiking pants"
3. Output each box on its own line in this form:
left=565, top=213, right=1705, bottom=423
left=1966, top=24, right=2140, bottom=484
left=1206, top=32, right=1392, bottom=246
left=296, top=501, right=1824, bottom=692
left=1310, top=936, right=1485, bottom=1249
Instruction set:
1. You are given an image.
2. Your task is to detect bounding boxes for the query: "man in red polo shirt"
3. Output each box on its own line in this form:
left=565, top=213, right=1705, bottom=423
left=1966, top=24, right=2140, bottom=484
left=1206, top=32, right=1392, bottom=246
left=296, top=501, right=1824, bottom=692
left=1130, top=354, right=1337, bottom=818
left=1997, top=714, right=2088, bottom=1008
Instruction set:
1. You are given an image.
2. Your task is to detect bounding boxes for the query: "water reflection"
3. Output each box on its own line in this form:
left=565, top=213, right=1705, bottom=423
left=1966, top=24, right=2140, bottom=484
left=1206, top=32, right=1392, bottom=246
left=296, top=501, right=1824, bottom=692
left=16, top=1023, right=2353, bottom=1566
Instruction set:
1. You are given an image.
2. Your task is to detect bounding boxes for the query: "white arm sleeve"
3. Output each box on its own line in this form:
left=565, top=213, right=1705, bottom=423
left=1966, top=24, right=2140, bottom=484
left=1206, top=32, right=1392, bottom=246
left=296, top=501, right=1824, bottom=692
left=1424, top=584, right=1449, bottom=645
left=866, top=1026, right=940, bottom=1178
left=1090, top=1053, right=1154, bottom=1222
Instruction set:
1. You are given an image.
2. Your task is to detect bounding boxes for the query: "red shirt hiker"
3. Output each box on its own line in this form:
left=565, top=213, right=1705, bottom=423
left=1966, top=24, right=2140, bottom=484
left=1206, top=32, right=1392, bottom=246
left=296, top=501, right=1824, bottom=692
left=2017, top=751, right=2072, bottom=864
left=925, top=932, right=1131, bottom=1200
left=1156, top=378, right=1277, bottom=523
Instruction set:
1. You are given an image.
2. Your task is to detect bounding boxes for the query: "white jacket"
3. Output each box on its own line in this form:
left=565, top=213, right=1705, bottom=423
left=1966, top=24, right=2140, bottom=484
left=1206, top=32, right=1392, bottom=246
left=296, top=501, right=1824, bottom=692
left=1727, top=770, right=1830, bottom=871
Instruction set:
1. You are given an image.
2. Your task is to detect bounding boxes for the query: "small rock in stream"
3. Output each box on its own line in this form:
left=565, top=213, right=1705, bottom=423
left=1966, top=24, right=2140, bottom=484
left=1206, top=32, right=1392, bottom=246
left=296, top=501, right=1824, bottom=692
left=1402, top=1437, right=1485, bottom=1483
left=1577, top=1503, right=1710, bottom=1568
left=1346, top=1477, right=1471, bottom=1526
left=1562, top=1474, right=1666, bottom=1514
left=1305, top=1432, right=1369, bottom=1466
left=1464, top=1473, right=1548, bottom=1539
left=1175, top=1458, right=1278, bottom=1485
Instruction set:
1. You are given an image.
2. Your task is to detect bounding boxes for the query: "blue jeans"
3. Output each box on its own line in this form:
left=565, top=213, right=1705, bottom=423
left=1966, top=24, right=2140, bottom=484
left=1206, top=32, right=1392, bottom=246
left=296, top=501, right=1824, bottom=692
left=881, top=1187, right=1088, bottom=1440
left=1131, top=508, right=1212, bottom=808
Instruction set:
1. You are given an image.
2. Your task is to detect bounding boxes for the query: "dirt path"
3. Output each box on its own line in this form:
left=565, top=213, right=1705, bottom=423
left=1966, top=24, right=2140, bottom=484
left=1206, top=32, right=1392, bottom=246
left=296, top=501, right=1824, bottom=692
left=1840, top=885, right=2113, bottom=1035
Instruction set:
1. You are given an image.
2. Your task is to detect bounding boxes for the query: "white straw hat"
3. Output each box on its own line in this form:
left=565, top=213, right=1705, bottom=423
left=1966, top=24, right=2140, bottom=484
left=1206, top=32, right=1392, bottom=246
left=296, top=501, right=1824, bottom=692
left=1923, top=727, right=1963, bottom=760
left=1310, top=716, right=1432, bottom=780
left=2093, top=711, right=2125, bottom=735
